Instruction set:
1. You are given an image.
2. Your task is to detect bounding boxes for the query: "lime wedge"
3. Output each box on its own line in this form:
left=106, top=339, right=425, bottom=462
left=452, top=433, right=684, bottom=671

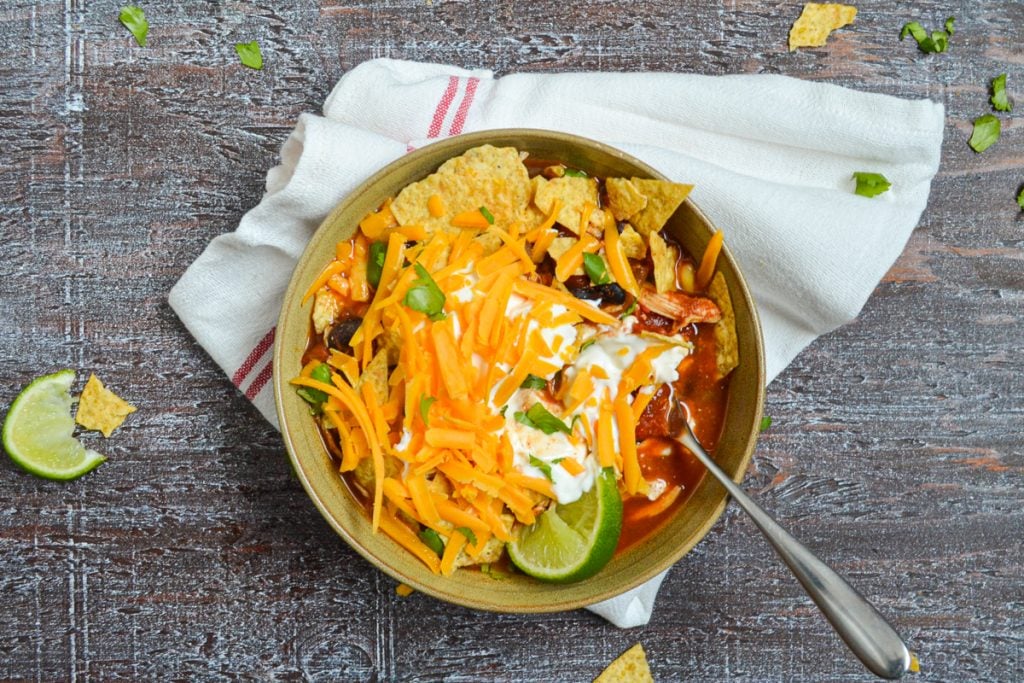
left=2, top=370, right=106, bottom=480
left=508, top=466, right=623, bottom=583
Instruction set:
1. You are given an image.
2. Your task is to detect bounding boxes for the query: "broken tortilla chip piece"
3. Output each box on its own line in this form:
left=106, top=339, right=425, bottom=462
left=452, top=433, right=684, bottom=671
left=708, top=272, right=739, bottom=379
left=788, top=3, right=857, bottom=51
left=627, top=179, right=693, bottom=237
left=75, top=374, right=136, bottom=438
left=355, top=348, right=391, bottom=404
left=532, top=175, right=599, bottom=234
left=391, top=145, right=531, bottom=235
left=618, top=224, right=647, bottom=259
left=593, top=643, right=654, bottom=683
left=606, top=178, right=648, bottom=221
left=648, top=232, right=678, bottom=293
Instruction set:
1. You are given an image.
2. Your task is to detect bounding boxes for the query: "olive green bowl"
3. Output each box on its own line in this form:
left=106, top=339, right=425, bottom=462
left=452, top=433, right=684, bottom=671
left=273, top=129, right=765, bottom=613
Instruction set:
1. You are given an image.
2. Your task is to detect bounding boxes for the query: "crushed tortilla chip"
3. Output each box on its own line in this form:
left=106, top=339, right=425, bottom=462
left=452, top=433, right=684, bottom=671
left=75, top=374, right=136, bottom=438
left=708, top=272, right=739, bottom=378
left=606, top=178, right=648, bottom=221
left=547, top=236, right=578, bottom=261
left=593, top=643, right=654, bottom=683
left=627, top=179, right=693, bottom=237
left=532, top=175, right=599, bottom=234
left=391, top=145, right=531, bottom=234
left=395, top=583, right=415, bottom=597
left=618, top=224, right=647, bottom=259
left=356, top=347, right=391, bottom=403
left=313, top=289, right=342, bottom=334
left=788, top=3, right=857, bottom=51
left=648, top=232, right=678, bottom=293
left=472, top=227, right=505, bottom=256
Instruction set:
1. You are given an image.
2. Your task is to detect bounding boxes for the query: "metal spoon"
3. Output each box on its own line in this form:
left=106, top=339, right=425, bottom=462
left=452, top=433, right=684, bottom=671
left=672, top=403, right=911, bottom=679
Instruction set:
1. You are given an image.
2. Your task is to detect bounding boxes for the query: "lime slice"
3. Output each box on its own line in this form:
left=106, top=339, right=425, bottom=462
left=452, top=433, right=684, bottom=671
left=508, top=466, right=623, bottom=583
left=2, top=370, right=106, bottom=480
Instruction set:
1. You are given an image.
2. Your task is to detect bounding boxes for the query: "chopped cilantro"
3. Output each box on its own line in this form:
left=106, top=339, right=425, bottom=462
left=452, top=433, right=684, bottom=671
left=118, top=6, right=148, bottom=46
left=419, top=395, right=436, bottom=426
left=418, top=528, right=444, bottom=556
left=899, top=17, right=954, bottom=54
left=968, top=114, right=1000, bottom=153
left=529, top=455, right=554, bottom=481
left=403, top=263, right=446, bottom=320
left=582, top=252, right=613, bottom=285
left=852, top=172, right=892, bottom=198
left=455, top=527, right=477, bottom=545
left=367, top=242, right=387, bottom=288
left=991, top=74, right=1012, bottom=113
left=563, top=169, right=588, bottom=178
left=235, top=41, right=263, bottom=70
left=479, top=206, right=495, bottom=224
left=620, top=300, right=638, bottom=318
left=514, top=403, right=571, bottom=435
left=1017, top=187, right=1024, bottom=210
left=760, top=416, right=773, bottom=432
left=579, top=338, right=597, bottom=352
left=520, top=374, right=547, bottom=390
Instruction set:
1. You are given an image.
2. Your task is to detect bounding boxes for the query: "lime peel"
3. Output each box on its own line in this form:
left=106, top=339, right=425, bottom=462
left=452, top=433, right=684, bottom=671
left=508, top=467, right=623, bottom=583
left=2, top=370, right=106, bottom=480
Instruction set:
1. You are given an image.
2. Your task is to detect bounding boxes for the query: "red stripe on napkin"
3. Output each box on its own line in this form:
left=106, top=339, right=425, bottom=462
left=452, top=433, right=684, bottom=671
left=232, top=327, right=276, bottom=387
left=244, top=360, right=274, bottom=400
left=427, top=76, right=459, bottom=138
left=449, top=77, right=480, bottom=136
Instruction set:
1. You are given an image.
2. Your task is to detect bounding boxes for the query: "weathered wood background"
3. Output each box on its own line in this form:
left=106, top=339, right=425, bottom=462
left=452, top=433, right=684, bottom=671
left=1, top=1, right=1021, bottom=681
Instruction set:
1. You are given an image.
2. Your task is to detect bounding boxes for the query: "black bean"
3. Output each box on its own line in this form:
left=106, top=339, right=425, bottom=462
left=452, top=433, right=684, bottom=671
left=327, top=317, right=363, bottom=351
left=566, top=283, right=627, bottom=304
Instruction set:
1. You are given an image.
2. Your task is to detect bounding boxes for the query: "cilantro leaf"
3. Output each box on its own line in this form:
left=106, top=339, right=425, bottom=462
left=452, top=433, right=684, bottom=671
left=991, top=73, right=1012, bottom=113
left=479, top=205, right=495, bottom=224
left=582, top=252, right=613, bottom=285
left=529, top=455, right=554, bottom=482
left=419, top=395, right=436, bottom=426
left=579, top=338, right=597, bottom=352
left=514, top=403, right=571, bottom=435
left=520, top=374, right=547, bottom=390
left=968, top=114, right=1001, bottom=153
left=235, top=41, right=263, bottom=70
left=899, top=18, right=953, bottom=54
left=760, top=416, right=773, bottom=432
left=620, top=300, right=638, bottom=318
left=1017, top=187, right=1024, bottom=210
left=418, top=528, right=444, bottom=556
left=499, top=405, right=508, bottom=418
left=563, top=169, right=588, bottom=178
left=455, top=527, right=477, bottom=545
left=852, top=172, right=892, bottom=198
left=367, top=242, right=387, bottom=288
left=403, top=263, right=446, bottom=320
left=119, top=6, right=148, bottom=47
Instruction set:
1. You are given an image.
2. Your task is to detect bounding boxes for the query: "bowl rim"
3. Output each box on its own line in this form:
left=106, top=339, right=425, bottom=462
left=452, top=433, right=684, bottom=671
left=273, top=128, right=766, bottom=612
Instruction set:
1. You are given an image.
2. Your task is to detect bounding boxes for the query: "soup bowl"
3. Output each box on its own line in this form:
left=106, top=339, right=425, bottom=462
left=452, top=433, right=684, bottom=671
left=273, top=129, right=765, bottom=612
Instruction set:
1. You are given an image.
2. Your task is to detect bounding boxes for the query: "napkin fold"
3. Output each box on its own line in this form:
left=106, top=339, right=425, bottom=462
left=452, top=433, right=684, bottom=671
left=169, top=58, right=944, bottom=628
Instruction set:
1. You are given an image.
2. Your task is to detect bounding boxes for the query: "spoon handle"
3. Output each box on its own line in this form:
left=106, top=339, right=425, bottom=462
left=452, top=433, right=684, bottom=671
left=678, top=429, right=911, bottom=680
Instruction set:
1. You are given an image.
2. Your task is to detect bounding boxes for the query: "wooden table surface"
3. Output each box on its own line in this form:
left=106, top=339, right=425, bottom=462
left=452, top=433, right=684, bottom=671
left=2, top=1, right=1021, bottom=681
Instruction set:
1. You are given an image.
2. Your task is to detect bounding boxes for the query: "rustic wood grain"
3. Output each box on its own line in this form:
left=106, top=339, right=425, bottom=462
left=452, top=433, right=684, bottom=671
left=1, top=0, right=1021, bottom=681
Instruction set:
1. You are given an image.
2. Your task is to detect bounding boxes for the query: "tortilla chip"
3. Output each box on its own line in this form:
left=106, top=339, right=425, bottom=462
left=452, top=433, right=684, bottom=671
left=75, top=374, right=136, bottom=438
left=532, top=175, right=599, bottom=234
left=639, top=330, right=693, bottom=351
left=593, top=643, right=654, bottom=683
left=606, top=178, right=648, bottom=221
left=312, top=289, right=342, bottom=334
left=380, top=327, right=404, bottom=366
left=520, top=202, right=549, bottom=232
left=788, top=3, right=857, bottom=51
left=648, top=232, right=678, bottom=293
left=355, top=348, right=390, bottom=403
left=472, top=227, right=505, bottom=256
left=547, top=236, right=577, bottom=261
left=617, top=224, right=646, bottom=259
left=391, top=145, right=531, bottom=234
left=708, top=272, right=739, bottom=378
left=628, top=179, right=693, bottom=237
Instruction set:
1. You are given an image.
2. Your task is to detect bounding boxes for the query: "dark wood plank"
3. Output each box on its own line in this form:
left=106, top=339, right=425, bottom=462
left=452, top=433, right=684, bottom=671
left=1, top=0, right=1021, bottom=681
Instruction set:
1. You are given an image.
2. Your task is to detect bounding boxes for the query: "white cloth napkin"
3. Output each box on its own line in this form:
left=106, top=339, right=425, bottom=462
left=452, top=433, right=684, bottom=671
left=169, top=58, right=944, bottom=628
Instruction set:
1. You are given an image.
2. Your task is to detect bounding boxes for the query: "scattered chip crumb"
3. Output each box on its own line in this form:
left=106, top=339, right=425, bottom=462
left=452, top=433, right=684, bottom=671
left=75, top=374, right=136, bottom=438
left=395, top=583, right=415, bottom=597
left=788, top=3, right=857, bottom=51
left=593, top=643, right=654, bottom=683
